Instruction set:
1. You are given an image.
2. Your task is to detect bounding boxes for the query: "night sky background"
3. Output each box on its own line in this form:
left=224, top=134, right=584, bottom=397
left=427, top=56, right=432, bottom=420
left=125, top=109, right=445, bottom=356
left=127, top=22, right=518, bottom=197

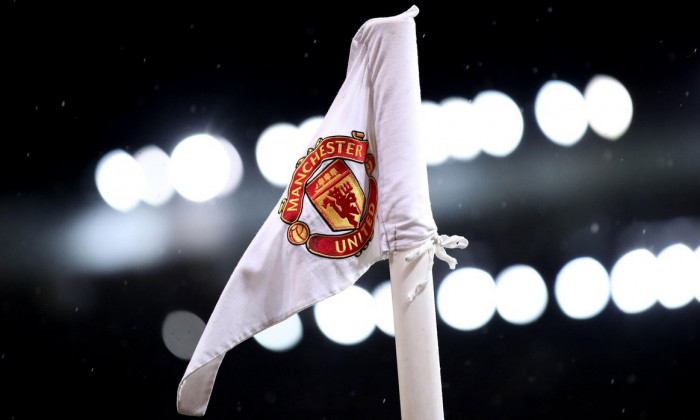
left=4, top=2, right=700, bottom=419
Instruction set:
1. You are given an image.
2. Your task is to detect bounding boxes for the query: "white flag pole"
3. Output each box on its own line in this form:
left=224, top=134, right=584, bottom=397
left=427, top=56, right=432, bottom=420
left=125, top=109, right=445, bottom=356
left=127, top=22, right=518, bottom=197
left=390, top=247, right=445, bottom=420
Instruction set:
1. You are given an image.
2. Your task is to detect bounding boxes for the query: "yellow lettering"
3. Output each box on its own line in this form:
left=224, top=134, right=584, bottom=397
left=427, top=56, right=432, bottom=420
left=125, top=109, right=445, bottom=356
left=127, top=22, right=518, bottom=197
left=309, top=150, right=320, bottom=165
left=347, top=235, right=358, bottom=250
left=294, top=171, right=306, bottom=185
left=336, top=140, right=345, bottom=155
left=326, top=141, right=335, bottom=154
left=287, top=197, right=299, bottom=212
left=355, top=143, right=364, bottom=157
left=346, top=142, right=355, bottom=156
left=361, top=223, right=371, bottom=236
left=302, top=161, right=314, bottom=173
left=335, top=239, right=346, bottom=254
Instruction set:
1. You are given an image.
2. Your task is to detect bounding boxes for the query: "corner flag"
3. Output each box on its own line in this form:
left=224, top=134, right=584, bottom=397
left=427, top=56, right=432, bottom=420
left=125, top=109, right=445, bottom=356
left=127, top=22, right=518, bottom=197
left=177, top=6, right=467, bottom=416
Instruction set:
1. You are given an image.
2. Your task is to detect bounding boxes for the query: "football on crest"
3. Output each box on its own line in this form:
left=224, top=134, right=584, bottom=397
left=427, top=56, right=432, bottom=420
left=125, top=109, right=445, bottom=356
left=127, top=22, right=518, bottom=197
left=288, top=222, right=310, bottom=245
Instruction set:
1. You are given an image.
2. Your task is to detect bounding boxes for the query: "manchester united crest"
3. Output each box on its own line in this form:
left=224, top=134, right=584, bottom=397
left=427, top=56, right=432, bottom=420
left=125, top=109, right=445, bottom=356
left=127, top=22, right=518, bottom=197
left=279, top=130, right=377, bottom=258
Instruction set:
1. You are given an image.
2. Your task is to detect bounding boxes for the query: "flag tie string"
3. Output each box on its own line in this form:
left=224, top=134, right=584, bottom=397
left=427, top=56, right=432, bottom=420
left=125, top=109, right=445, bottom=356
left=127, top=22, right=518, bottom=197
left=404, top=234, right=469, bottom=302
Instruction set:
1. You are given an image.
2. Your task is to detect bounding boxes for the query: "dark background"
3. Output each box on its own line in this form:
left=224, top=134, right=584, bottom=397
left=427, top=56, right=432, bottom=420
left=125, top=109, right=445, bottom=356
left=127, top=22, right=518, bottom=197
left=4, top=1, right=700, bottom=419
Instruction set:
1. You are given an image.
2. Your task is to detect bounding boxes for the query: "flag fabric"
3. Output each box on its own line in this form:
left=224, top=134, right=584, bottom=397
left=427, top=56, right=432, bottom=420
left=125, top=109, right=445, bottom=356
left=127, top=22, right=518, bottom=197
left=177, top=5, right=466, bottom=416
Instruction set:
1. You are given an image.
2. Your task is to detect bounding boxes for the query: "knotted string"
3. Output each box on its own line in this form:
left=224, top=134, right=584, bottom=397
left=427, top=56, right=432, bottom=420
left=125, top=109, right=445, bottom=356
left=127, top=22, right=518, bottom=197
left=404, top=234, right=469, bottom=301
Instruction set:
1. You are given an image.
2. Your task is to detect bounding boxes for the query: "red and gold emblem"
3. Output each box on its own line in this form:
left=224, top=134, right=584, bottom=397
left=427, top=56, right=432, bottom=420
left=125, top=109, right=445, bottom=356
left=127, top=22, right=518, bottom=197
left=307, top=159, right=365, bottom=231
left=279, top=131, right=377, bottom=258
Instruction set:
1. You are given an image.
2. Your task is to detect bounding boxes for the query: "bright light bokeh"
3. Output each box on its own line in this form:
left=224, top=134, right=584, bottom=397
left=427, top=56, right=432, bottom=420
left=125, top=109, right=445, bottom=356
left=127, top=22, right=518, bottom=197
left=656, top=243, right=698, bottom=309
left=372, top=280, right=395, bottom=336
left=134, top=145, right=174, bottom=206
left=495, top=264, right=548, bottom=325
left=535, top=80, right=589, bottom=147
left=437, top=267, right=496, bottom=331
left=95, top=149, right=145, bottom=212
left=253, top=313, right=303, bottom=352
left=65, top=206, right=169, bottom=273
left=169, top=134, right=231, bottom=202
left=472, top=90, right=523, bottom=157
left=420, top=100, right=451, bottom=166
left=256, top=122, right=309, bottom=187
left=298, top=115, right=324, bottom=144
left=584, top=74, right=633, bottom=140
left=314, top=285, right=376, bottom=345
left=554, top=257, right=610, bottom=319
left=161, top=310, right=205, bottom=360
left=610, top=248, right=659, bottom=314
left=217, top=138, right=244, bottom=197
left=441, top=96, right=480, bottom=161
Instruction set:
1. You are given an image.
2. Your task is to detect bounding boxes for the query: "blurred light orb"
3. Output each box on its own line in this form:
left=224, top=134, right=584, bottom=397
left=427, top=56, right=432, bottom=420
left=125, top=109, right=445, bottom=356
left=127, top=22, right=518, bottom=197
left=420, top=100, right=451, bottom=166
left=437, top=267, right=496, bottom=331
left=162, top=310, right=206, bottom=360
left=372, top=280, right=395, bottom=336
left=169, top=134, right=230, bottom=202
left=535, top=80, right=589, bottom=147
left=217, top=138, right=244, bottom=197
left=134, top=145, right=174, bottom=206
left=95, top=149, right=145, bottom=212
left=584, top=74, right=633, bottom=140
left=555, top=257, right=610, bottom=319
left=472, top=90, right=523, bottom=157
left=314, top=285, right=376, bottom=345
left=256, top=122, right=308, bottom=187
left=656, top=243, right=698, bottom=309
left=66, top=206, right=169, bottom=273
left=610, top=248, right=659, bottom=314
left=298, top=115, right=324, bottom=144
left=441, top=96, right=481, bottom=161
left=495, top=264, right=548, bottom=325
left=253, top=313, right=303, bottom=352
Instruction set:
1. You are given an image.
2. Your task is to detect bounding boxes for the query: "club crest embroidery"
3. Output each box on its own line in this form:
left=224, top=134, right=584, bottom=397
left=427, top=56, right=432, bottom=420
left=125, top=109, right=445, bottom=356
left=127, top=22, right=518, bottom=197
left=279, top=130, right=377, bottom=258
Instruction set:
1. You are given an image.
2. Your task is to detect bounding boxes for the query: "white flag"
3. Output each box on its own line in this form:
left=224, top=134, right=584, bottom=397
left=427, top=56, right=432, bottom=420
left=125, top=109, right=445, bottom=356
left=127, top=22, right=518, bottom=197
left=177, top=6, right=465, bottom=416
